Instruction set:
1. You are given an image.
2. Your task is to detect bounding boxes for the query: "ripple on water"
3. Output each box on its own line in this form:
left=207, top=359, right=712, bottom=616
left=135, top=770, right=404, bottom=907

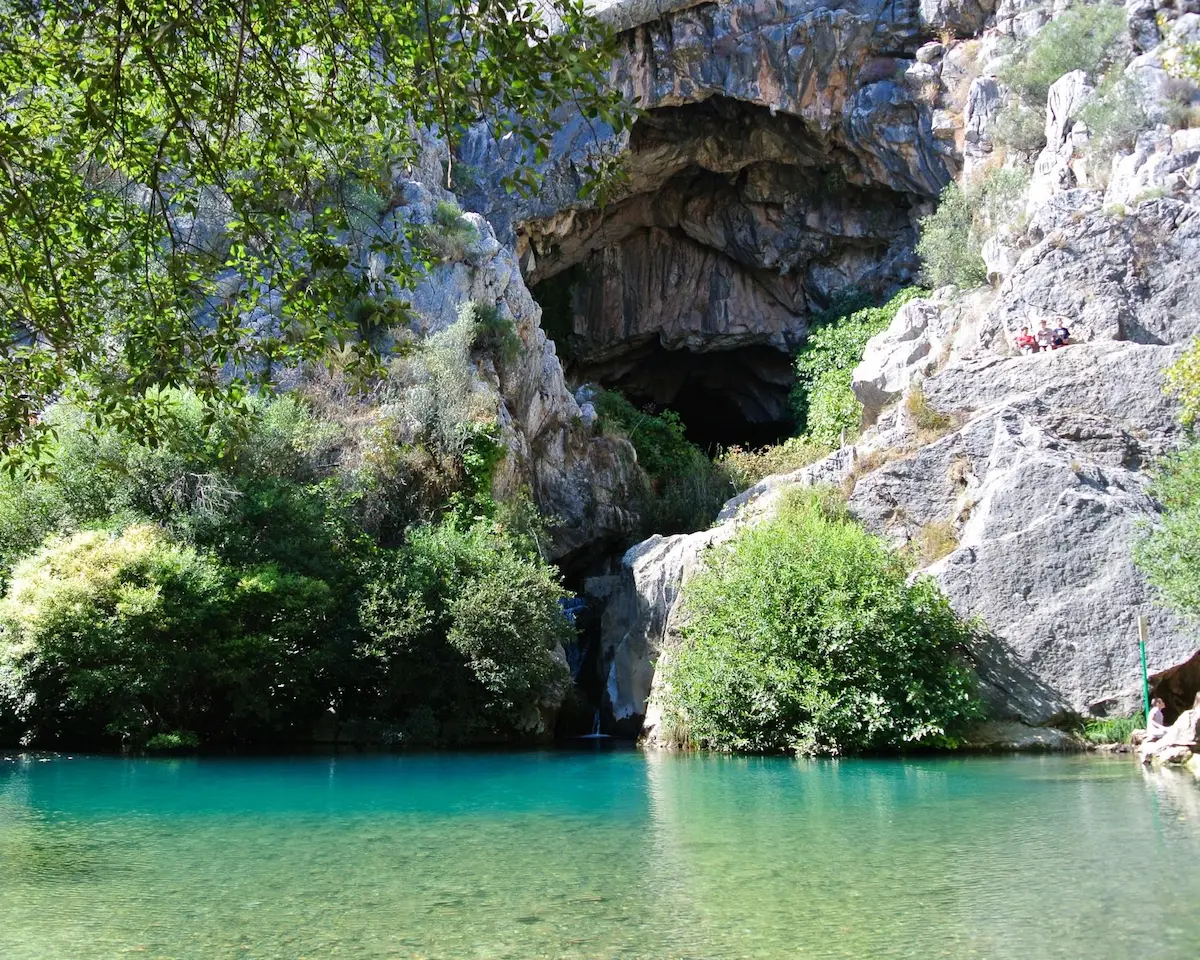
left=1, top=751, right=1198, bottom=959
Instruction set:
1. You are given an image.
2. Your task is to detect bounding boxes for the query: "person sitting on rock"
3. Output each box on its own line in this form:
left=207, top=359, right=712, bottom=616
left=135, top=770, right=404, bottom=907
left=1015, top=326, right=1038, bottom=354
left=1147, top=697, right=1169, bottom=741
left=1035, top=319, right=1055, bottom=351
left=1052, top=323, right=1071, bottom=349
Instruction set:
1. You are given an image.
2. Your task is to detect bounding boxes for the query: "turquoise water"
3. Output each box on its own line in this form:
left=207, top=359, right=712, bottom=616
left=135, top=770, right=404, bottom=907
left=3, top=750, right=1199, bottom=960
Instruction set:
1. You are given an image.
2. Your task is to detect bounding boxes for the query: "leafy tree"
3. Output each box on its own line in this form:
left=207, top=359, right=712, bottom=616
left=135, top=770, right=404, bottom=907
left=0, top=0, right=634, bottom=466
left=0, top=524, right=339, bottom=745
left=1136, top=442, right=1200, bottom=614
left=662, top=489, right=982, bottom=756
left=999, top=4, right=1127, bottom=104
left=357, top=516, right=571, bottom=741
left=916, top=184, right=988, bottom=290
left=791, top=288, right=925, bottom=443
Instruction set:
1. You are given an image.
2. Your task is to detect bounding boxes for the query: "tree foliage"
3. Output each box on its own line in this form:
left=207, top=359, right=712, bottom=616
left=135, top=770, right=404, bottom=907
left=0, top=525, right=339, bottom=745
left=791, top=288, right=925, bottom=444
left=916, top=183, right=988, bottom=290
left=0, top=0, right=634, bottom=465
left=1135, top=442, right=1200, bottom=614
left=357, top=516, right=571, bottom=741
left=999, top=4, right=1127, bottom=104
left=662, top=490, right=982, bottom=756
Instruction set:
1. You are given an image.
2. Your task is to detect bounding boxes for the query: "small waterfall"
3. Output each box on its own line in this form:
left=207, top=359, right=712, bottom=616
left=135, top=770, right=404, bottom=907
left=576, top=708, right=610, bottom=740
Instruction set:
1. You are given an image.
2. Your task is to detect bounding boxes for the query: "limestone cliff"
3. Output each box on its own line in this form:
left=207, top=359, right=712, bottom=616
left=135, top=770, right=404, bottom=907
left=471, top=0, right=1200, bottom=734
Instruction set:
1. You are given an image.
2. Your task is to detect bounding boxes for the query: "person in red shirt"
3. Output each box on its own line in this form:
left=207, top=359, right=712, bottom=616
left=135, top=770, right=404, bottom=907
left=1015, top=326, right=1038, bottom=354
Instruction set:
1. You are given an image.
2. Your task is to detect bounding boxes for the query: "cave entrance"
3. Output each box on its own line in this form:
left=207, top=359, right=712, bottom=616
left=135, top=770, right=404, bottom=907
left=1152, top=649, right=1200, bottom=722
left=607, top=343, right=795, bottom=452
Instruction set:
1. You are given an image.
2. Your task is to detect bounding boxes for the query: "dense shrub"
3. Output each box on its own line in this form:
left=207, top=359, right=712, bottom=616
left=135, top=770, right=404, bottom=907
left=790, top=288, right=926, bottom=444
left=999, top=4, right=1127, bottom=104
left=0, top=393, right=358, bottom=588
left=421, top=200, right=478, bottom=261
left=0, top=526, right=338, bottom=746
left=662, top=490, right=983, bottom=756
left=917, top=170, right=1029, bottom=290
left=1080, top=78, right=1152, bottom=176
left=990, top=102, right=1048, bottom=154
left=917, top=183, right=988, bottom=290
left=1135, top=441, right=1200, bottom=614
left=594, top=389, right=733, bottom=534
left=466, top=300, right=522, bottom=363
left=357, top=517, right=571, bottom=741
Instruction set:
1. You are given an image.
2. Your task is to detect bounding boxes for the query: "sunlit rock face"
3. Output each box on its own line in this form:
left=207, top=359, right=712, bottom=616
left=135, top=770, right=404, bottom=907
left=459, top=0, right=957, bottom=445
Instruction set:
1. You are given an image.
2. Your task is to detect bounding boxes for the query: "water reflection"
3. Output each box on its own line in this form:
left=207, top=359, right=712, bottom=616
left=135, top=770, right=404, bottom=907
left=1, top=751, right=1198, bottom=959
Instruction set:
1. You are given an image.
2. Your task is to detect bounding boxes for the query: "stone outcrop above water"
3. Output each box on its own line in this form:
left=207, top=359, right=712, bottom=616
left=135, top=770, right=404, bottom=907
left=442, top=0, right=1200, bottom=738
left=395, top=150, right=641, bottom=563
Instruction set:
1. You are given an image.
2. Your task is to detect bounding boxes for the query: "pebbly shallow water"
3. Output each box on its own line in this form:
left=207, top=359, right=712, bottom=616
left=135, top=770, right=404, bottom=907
left=2, top=748, right=1199, bottom=959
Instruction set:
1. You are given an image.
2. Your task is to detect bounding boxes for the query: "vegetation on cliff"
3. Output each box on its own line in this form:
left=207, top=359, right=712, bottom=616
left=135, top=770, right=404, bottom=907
left=1136, top=341, right=1200, bottom=616
left=0, top=311, right=570, bottom=749
left=0, top=0, right=634, bottom=469
left=790, top=288, right=926, bottom=445
left=662, top=489, right=983, bottom=756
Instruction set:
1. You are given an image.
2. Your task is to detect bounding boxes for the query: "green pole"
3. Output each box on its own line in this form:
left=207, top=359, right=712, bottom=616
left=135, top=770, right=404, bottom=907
left=1138, top=615, right=1152, bottom=720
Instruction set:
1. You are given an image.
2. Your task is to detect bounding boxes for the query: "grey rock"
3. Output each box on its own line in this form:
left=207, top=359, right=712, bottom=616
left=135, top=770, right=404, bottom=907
left=852, top=297, right=949, bottom=422
left=920, top=0, right=999, bottom=36
left=964, top=721, right=1080, bottom=750
left=982, top=198, right=1200, bottom=347
left=1045, top=71, right=1093, bottom=148
left=917, top=41, right=946, bottom=63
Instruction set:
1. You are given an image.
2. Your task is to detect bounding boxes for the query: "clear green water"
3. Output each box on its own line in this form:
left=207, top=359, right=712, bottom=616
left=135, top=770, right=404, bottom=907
left=3, top=750, right=1199, bottom=960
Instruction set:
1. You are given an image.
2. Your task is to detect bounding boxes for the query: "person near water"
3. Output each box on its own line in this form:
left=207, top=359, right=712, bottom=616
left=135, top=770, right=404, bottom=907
left=1147, top=697, right=1169, bottom=740
left=1016, top=326, right=1038, bottom=354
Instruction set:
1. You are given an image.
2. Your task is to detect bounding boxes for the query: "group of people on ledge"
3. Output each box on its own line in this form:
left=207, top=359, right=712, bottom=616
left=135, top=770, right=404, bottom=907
left=1015, top=319, right=1071, bottom=354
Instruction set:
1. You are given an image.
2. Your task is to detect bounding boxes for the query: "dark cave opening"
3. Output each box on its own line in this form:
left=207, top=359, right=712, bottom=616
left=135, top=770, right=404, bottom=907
left=612, top=344, right=795, bottom=452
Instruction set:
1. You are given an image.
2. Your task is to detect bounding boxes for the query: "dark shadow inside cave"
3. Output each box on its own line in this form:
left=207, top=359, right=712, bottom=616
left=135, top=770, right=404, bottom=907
left=612, top=344, right=795, bottom=451
left=522, top=94, right=933, bottom=455
left=1153, top=649, right=1200, bottom=722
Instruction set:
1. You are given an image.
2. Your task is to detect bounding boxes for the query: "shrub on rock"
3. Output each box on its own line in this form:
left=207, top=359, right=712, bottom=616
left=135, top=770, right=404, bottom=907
left=662, top=490, right=983, bottom=756
left=0, top=525, right=337, bottom=746
left=357, top=517, right=572, bottom=741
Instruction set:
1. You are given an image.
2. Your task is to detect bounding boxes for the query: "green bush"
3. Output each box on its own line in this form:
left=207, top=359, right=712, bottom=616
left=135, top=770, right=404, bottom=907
left=990, top=102, right=1048, bottom=154
left=1082, top=715, right=1141, bottom=744
left=1000, top=4, right=1128, bottom=104
left=791, top=288, right=926, bottom=444
left=421, top=200, right=478, bottom=262
left=594, top=389, right=732, bottom=535
left=917, top=183, right=989, bottom=290
left=1080, top=78, right=1152, bottom=175
left=662, top=489, right=983, bottom=756
left=357, top=517, right=571, bottom=741
left=466, top=300, right=522, bottom=364
left=0, top=526, right=338, bottom=746
left=1135, top=441, right=1200, bottom=614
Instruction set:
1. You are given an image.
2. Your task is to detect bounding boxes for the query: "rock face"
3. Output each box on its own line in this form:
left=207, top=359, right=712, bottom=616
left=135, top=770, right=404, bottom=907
left=459, top=0, right=963, bottom=444
left=392, top=147, right=641, bottom=563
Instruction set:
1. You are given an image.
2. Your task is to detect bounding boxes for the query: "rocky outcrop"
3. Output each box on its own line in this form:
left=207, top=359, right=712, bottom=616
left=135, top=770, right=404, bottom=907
left=392, top=146, right=641, bottom=562
left=457, top=0, right=968, bottom=444
left=1139, top=700, right=1200, bottom=766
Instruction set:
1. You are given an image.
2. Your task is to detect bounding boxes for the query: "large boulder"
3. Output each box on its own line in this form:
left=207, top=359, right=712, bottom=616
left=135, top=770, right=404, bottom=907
left=982, top=196, right=1200, bottom=348
left=852, top=296, right=948, bottom=423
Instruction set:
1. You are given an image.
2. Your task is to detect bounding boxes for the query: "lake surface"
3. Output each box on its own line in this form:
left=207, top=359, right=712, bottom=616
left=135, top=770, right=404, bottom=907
left=2, top=749, right=1199, bottom=960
